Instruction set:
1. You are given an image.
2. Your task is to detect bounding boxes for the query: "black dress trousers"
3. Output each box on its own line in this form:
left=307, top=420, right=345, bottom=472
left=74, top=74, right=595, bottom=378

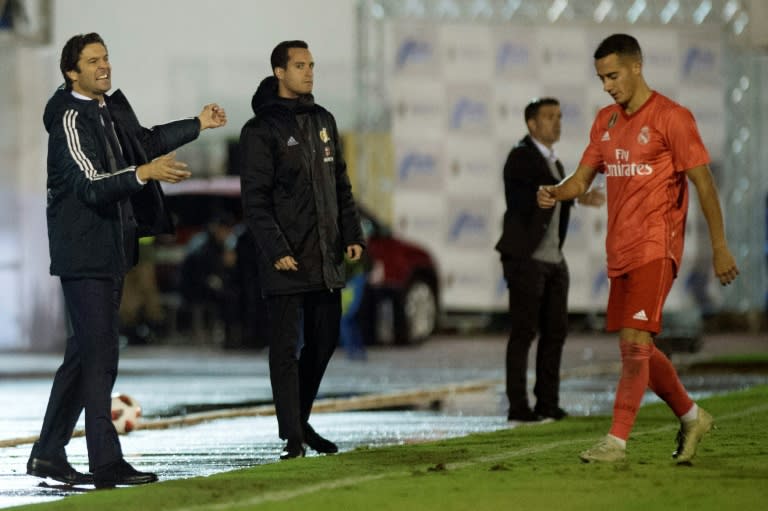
left=503, top=258, right=569, bottom=412
left=34, top=277, right=124, bottom=472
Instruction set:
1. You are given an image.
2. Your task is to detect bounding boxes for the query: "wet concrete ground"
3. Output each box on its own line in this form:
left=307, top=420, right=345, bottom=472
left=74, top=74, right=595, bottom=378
left=0, top=332, right=765, bottom=508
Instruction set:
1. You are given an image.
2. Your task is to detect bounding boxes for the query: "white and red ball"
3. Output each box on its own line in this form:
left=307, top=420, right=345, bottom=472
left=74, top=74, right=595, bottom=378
left=111, top=393, right=142, bottom=434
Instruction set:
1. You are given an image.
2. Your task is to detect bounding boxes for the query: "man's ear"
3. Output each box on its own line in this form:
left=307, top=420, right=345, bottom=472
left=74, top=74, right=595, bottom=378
left=274, top=67, right=284, bottom=80
left=526, top=118, right=536, bottom=134
left=66, top=69, right=79, bottom=83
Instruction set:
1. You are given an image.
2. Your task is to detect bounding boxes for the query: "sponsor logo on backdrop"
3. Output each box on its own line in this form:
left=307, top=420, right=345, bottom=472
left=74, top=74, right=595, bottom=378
left=542, top=47, right=583, bottom=66
left=682, top=46, right=715, bottom=77
left=397, top=213, right=442, bottom=235
left=397, top=150, right=440, bottom=188
left=446, top=45, right=489, bottom=64
left=395, top=98, right=442, bottom=124
left=449, top=96, right=489, bottom=132
left=446, top=208, right=490, bottom=247
left=445, top=270, right=488, bottom=289
left=449, top=158, right=492, bottom=179
left=495, top=41, right=530, bottom=72
left=395, top=37, right=434, bottom=71
left=644, top=51, right=677, bottom=71
left=559, top=100, right=583, bottom=126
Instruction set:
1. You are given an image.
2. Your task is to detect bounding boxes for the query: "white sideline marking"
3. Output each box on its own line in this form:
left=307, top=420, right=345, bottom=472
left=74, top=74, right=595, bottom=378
left=181, top=403, right=768, bottom=510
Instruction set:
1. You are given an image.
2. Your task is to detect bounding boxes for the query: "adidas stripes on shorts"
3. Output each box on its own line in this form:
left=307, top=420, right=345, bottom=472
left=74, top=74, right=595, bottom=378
left=605, top=258, right=675, bottom=335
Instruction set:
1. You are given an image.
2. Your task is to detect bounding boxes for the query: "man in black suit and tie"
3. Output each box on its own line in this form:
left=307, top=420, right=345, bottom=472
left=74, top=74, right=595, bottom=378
left=495, top=97, right=604, bottom=422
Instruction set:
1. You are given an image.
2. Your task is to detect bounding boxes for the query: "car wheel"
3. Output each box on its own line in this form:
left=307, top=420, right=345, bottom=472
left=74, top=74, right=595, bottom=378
left=396, top=278, right=437, bottom=345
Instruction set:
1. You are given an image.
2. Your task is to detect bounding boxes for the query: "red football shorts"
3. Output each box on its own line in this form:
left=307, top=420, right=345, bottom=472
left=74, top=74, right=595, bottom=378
left=605, top=258, right=676, bottom=335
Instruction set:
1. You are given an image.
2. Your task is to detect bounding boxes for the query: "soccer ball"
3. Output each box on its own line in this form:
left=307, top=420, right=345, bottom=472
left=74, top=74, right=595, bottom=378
left=111, top=393, right=142, bottom=434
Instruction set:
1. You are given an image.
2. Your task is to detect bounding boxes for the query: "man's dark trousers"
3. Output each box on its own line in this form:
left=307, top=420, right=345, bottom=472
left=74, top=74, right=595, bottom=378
left=33, top=277, right=124, bottom=472
left=503, top=259, right=569, bottom=412
left=266, top=289, right=341, bottom=442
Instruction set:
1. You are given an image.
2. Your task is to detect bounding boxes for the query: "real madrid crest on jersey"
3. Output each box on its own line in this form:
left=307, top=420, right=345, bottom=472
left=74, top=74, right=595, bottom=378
left=319, top=127, right=330, bottom=143
left=637, top=126, right=650, bottom=145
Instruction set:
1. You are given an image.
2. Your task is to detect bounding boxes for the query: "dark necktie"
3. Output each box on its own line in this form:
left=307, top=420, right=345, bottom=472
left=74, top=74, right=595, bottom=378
left=554, top=158, right=565, bottom=180
left=99, top=106, right=125, bottom=172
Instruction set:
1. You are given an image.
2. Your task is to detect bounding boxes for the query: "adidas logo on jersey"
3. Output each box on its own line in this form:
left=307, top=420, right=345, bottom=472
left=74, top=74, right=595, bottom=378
left=601, top=131, right=610, bottom=141
left=632, top=309, right=649, bottom=321
left=287, top=136, right=299, bottom=146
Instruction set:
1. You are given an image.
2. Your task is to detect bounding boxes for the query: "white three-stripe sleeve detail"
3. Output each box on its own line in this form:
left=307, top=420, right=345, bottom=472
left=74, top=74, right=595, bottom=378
left=62, top=109, right=113, bottom=181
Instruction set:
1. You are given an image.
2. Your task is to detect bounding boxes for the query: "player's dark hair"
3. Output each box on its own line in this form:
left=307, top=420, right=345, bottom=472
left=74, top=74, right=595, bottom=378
left=60, top=32, right=106, bottom=90
left=271, top=40, right=309, bottom=74
left=593, top=33, right=642, bottom=61
left=524, top=97, right=559, bottom=123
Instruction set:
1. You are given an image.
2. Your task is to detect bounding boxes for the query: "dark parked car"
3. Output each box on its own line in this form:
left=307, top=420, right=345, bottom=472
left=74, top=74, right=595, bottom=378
left=156, top=177, right=439, bottom=347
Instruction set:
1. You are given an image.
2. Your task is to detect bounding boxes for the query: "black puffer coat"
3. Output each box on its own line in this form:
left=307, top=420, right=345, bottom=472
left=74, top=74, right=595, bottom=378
left=44, top=87, right=200, bottom=278
left=239, top=76, right=364, bottom=296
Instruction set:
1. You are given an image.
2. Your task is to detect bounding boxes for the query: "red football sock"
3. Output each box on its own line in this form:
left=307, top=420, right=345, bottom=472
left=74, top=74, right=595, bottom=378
left=609, top=341, right=653, bottom=440
left=648, top=344, right=694, bottom=417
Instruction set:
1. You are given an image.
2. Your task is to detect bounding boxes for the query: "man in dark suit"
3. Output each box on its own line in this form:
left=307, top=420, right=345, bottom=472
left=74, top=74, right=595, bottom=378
left=28, top=32, right=226, bottom=488
left=495, top=97, right=603, bottom=422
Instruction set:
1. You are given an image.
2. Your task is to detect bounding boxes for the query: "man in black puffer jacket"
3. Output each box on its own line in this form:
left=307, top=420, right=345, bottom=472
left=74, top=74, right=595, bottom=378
left=28, top=33, right=227, bottom=489
left=239, top=40, right=364, bottom=460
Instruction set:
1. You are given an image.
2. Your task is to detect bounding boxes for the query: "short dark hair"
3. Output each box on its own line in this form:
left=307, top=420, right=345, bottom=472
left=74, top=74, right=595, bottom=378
left=270, top=40, right=309, bottom=74
left=593, top=33, right=642, bottom=61
left=524, top=97, right=559, bottom=123
left=60, top=32, right=106, bottom=90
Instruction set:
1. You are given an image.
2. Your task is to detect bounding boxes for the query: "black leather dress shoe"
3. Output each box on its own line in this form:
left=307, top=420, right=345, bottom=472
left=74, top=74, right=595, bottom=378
left=303, top=424, right=338, bottom=454
left=507, top=407, right=541, bottom=422
left=534, top=405, right=568, bottom=421
left=27, top=456, right=94, bottom=485
left=279, top=440, right=306, bottom=460
left=93, top=459, right=158, bottom=489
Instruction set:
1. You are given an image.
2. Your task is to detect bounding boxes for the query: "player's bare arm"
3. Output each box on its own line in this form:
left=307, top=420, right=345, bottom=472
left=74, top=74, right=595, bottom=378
left=686, top=165, right=739, bottom=285
left=537, top=164, right=598, bottom=209
left=576, top=186, right=606, bottom=207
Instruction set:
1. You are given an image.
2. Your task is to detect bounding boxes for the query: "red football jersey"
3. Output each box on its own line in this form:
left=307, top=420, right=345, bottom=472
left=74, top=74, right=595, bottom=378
left=580, top=92, right=710, bottom=277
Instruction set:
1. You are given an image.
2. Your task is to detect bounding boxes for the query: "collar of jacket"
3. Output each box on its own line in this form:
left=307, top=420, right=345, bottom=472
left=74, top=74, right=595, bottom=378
left=251, top=75, right=316, bottom=114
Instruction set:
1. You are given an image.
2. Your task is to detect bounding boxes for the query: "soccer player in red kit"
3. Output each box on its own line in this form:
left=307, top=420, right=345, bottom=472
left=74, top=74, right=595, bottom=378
left=538, top=34, right=739, bottom=463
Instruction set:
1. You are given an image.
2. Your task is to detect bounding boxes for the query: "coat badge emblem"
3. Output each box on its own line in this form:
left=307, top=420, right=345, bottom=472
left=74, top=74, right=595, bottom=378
left=319, top=127, right=330, bottom=143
